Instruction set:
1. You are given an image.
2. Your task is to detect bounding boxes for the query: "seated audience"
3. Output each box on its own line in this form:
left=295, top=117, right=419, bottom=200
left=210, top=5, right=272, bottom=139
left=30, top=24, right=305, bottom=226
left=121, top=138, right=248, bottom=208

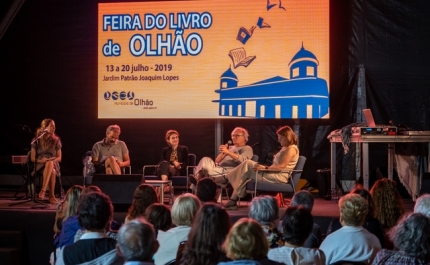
left=413, top=193, right=430, bottom=218
left=190, top=127, right=253, bottom=183
left=153, top=193, right=201, bottom=265
left=92, top=124, right=130, bottom=175
left=196, top=177, right=218, bottom=203
left=56, top=192, right=122, bottom=265
left=327, top=186, right=385, bottom=248
left=158, top=130, right=189, bottom=193
left=144, top=203, right=172, bottom=237
left=320, top=193, right=381, bottom=264
left=268, top=207, right=325, bottom=265
left=218, top=218, right=282, bottom=265
left=54, top=185, right=84, bottom=248
left=125, top=184, right=159, bottom=224
left=179, top=203, right=231, bottom=265
left=248, top=196, right=284, bottom=248
left=289, top=190, right=323, bottom=248
left=220, top=126, right=299, bottom=210
left=372, top=213, right=430, bottom=264
left=116, top=217, right=159, bottom=265
left=370, top=178, right=405, bottom=231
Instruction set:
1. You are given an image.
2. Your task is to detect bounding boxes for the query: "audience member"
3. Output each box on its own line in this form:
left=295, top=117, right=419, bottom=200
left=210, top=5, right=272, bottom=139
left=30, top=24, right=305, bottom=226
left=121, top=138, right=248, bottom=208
left=56, top=192, right=122, bottom=265
left=31, top=118, right=62, bottom=204
left=54, top=185, right=84, bottom=248
left=158, top=130, right=189, bottom=193
left=116, top=217, right=159, bottom=265
left=413, top=193, right=430, bottom=218
left=153, top=193, right=201, bottom=265
left=81, top=185, right=102, bottom=195
left=327, top=186, right=385, bottom=248
left=370, top=178, right=405, bottom=231
left=268, top=207, right=325, bottom=265
left=144, top=203, right=172, bottom=236
left=220, top=126, right=299, bottom=210
left=92, top=124, right=130, bottom=175
left=190, top=127, right=253, bottom=183
left=125, top=184, right=159, bottom=224
left=179, top=203, right=231, bottom=265
left=320, top=193, right=381, bottom=264
left=248, top=196, right=284, bottom=248
left=196, top=177, right=218, bottom=203
left=372, top=213, right=430, bottom=264
left=219, top=218, right=282, bottom=265
left=289, top=190, right=323, bottom=248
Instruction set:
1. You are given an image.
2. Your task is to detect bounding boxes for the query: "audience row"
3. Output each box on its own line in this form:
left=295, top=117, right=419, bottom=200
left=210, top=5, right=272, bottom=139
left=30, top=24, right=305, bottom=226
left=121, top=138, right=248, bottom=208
left=50, top=177, right=430, bottom=265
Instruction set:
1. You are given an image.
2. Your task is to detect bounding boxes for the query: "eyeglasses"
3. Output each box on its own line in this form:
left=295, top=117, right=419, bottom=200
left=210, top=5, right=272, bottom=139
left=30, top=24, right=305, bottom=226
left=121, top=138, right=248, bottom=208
left=231, top=134, right=243, bottom=138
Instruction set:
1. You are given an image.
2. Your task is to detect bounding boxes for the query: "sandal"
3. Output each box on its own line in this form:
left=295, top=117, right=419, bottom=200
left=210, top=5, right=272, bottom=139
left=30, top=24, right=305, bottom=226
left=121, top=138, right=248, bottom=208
left=38, top=190, right=46, bottom=200
left=223, top=199, right=238, bottom=210
left=188, top=174, right=197, bottom=186
left=49, top=196, right=58, bottom=204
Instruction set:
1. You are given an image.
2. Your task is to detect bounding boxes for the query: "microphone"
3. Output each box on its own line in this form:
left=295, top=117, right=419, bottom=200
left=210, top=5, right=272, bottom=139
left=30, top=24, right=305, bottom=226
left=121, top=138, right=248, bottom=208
left=42, top=128, right=48, bottom=132
left=226, top=140, right=233, bottom=146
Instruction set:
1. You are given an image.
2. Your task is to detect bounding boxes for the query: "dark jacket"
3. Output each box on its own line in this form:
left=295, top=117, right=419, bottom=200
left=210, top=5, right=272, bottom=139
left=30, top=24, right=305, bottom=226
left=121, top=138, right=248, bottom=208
left=160, top=145, right=189, bottom=176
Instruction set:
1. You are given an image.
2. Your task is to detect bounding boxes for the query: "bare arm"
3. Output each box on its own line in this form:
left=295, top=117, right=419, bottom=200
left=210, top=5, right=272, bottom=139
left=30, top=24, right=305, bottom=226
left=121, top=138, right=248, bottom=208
left=117, top=153, right=130, bottom=167
left=268, top=147, right=297, bottom=170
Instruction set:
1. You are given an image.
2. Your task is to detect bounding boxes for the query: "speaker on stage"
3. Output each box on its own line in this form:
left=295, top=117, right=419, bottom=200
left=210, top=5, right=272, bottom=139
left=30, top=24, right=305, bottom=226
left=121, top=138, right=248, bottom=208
left=91, top=174, right=145, bottom=211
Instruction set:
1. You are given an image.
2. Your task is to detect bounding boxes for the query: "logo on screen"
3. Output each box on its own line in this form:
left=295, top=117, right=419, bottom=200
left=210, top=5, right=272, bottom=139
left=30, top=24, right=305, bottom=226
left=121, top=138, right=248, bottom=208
left=104, top=91, right=135, bottom=101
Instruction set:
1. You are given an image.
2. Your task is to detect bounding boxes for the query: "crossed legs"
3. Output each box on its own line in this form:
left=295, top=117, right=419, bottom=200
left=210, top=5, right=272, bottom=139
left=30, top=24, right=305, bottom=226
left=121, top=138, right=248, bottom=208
left=104, top=156, right=121, bottom=174
left=38, top=161, right=57, bottom=203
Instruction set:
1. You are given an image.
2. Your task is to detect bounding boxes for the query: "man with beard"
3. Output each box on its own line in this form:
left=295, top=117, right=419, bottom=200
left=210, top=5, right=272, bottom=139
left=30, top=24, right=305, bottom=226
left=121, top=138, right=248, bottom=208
left=92, top=124, right=130, bottom=174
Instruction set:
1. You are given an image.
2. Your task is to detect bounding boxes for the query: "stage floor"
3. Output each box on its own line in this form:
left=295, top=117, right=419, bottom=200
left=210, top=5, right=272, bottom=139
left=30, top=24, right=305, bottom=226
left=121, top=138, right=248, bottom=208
left=0, top=190, right=415, bottom=265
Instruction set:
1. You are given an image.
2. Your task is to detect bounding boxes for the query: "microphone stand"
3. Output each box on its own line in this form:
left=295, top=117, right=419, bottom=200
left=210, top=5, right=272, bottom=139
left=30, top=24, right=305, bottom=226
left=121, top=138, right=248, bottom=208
left=9, top=131, right=49, bottom=209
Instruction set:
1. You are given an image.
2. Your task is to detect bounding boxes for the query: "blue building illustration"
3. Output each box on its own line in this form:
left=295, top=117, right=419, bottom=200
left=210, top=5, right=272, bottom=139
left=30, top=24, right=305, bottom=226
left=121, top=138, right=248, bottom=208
left=213, top=44, right=329, bottom=118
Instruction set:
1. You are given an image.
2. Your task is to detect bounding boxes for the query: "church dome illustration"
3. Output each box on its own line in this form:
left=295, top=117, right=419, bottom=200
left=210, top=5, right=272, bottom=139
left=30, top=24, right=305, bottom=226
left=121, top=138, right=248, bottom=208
left=213, top=44, right=329, bottom=119
left=219, top=67, right=238, bottom=89
left=288, top=44, right=319, bottom=79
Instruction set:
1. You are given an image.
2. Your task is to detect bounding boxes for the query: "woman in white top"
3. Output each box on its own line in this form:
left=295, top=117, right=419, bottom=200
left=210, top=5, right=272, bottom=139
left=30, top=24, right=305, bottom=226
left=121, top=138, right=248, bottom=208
left=218, top=125, right=299, bottom=210
left=153, top=193, right=201, bottom=265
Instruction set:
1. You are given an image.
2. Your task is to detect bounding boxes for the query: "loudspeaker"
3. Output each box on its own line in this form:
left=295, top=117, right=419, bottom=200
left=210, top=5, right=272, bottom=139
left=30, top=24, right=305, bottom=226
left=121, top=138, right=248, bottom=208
left=91, top=174, right=145, bottom=205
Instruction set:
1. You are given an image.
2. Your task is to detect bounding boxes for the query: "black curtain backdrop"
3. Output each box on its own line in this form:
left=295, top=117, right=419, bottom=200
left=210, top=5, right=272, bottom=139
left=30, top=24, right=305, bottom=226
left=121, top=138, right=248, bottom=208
left=1, top=0, right=430, bottom=189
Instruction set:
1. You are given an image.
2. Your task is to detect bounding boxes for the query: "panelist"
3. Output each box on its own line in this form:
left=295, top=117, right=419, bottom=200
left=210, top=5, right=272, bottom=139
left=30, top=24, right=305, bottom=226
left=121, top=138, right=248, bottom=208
left=220, top=126, right=299, bottom=210
left=30, top=118, right=62, bottom=204
left=158, top=130, right=189, bottom=187
left=92, top=124, right=130, bottom=174
left=190, top=127, right=253, bottom=183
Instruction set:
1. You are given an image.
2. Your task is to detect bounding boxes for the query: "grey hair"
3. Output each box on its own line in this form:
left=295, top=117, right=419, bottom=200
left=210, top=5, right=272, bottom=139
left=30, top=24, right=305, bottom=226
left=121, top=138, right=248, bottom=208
left=291, top=190, right=314, bottom=211
left=106, top=124, right=121, bottom=133
left=389, top=213, right=430, bottom=261
left=414, top=194, right=430, bottom=218
left=117, top=217, right=156, bottom=261
left=232, top=127, right=249, bottom=142
left=248, top=196, right=279, bottom=226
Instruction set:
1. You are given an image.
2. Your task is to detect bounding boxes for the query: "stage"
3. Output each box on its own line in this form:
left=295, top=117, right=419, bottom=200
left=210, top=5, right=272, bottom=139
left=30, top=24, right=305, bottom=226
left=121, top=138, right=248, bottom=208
left=0, top=189, right=415, bottom=265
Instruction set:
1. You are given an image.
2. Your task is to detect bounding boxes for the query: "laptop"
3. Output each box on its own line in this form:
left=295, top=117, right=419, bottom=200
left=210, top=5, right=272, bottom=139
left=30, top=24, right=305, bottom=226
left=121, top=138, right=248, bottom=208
left=363, top=109, right=376, bottom=127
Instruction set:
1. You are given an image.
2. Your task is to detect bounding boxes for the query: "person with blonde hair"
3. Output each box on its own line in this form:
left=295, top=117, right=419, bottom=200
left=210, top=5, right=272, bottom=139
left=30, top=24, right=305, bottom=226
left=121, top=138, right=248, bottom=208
left=92, top=124, right=130, bottom=174
left=125, top=184, right=159, bottom=224
left=31, top=118, right=62, bottom=204
left=218, top=218, right=282, bottom=265
left=220, top=126, right=299, bottom=210
left=370, top=178, right=405, bottom=231
left=53, top=185, right=84, bottom=247
left=157, top=130, right=189, bottom=193
left=190, top=127, right=253, bottom=183
left=153, top=193, right=201, bottom=265
left=320, top=193, right=381, bottom=264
